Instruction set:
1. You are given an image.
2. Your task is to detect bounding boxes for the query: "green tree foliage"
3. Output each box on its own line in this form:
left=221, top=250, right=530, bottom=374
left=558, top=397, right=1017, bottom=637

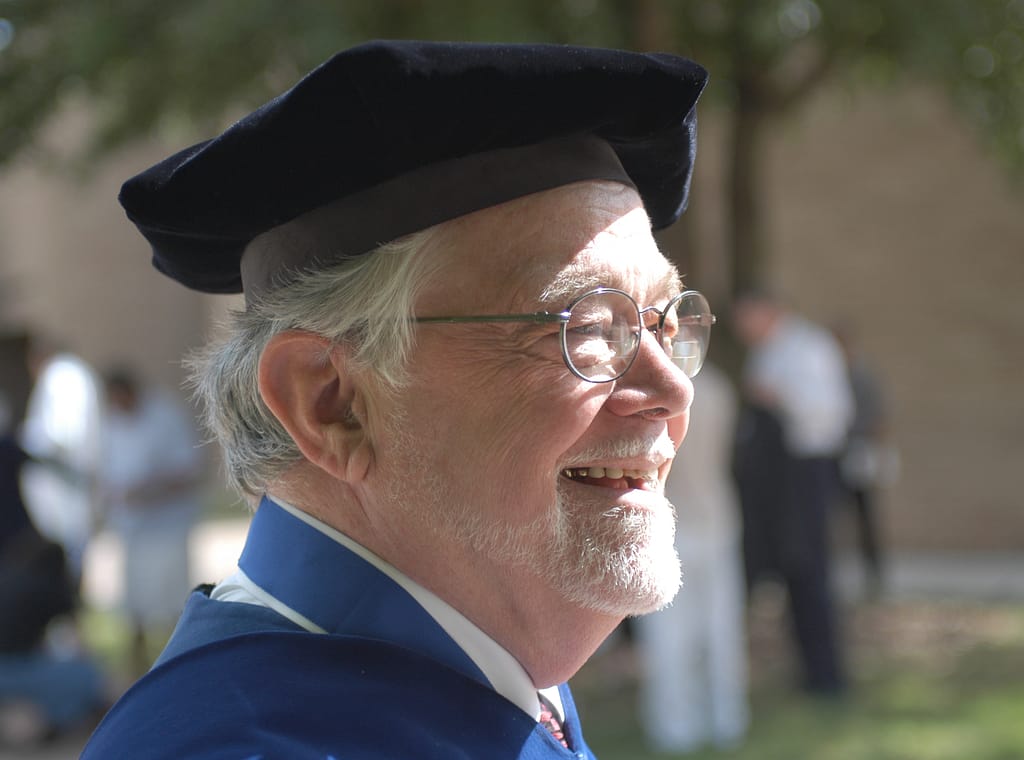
left=661, top=0, right=1024, bottom=290
left=2, top=1, right=1020, bottom=290
left=0, top=0, right=624, bottom=164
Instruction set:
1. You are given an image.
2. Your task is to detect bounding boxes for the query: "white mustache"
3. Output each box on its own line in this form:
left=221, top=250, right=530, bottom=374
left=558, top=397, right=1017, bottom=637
left=562, top=433, right=677, bottom=468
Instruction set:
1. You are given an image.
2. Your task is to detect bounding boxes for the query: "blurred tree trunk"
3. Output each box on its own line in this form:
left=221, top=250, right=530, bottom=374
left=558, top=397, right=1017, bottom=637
left=727, top=0, right=769, bottom=298
left=728, top=83, right=768, bottom=296
left=728, top=4, right=835, bottom=296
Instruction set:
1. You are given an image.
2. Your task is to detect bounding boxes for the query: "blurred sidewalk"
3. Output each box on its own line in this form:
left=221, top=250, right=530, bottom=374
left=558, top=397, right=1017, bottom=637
left=835, top=550, right=1024, bottom=603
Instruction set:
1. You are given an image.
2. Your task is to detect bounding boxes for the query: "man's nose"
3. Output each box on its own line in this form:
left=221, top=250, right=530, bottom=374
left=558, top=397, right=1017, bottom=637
left=604, top=329, right=693, bottom=420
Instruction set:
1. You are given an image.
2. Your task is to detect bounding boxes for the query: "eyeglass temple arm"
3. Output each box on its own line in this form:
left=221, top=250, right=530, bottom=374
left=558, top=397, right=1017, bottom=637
left=414, top=313, right=569, bottom=324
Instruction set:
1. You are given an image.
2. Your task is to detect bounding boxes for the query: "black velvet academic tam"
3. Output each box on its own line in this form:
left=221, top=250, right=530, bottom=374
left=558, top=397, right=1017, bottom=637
left=119, top=40, right=708, bottom=296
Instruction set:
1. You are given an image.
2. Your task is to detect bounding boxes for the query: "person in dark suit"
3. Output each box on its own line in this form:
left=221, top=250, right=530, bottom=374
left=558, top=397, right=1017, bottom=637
left=83, top=41, right=714, bottom=758
left=0, top=399, right=105, bottom=745
left=832, top=321, right=897, bottom=597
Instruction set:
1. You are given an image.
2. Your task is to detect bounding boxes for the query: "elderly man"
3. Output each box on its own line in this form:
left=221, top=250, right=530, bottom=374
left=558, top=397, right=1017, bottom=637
left=83, top=40, right=710, bottom=758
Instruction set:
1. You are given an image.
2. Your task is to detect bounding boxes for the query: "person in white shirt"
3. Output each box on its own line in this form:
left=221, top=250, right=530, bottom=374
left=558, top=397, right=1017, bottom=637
left=99, top=369, right=203, bottom=676
left=20, top=346, right=103, bottom=586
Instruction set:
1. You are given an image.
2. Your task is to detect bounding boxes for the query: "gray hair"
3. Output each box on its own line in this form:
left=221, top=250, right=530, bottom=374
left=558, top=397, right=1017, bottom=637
left=188, top=227, right=444, bottom=498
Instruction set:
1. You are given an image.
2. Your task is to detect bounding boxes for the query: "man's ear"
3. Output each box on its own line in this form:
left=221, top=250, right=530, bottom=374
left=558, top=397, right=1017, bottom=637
left=258, top=330, right=371, bottom=483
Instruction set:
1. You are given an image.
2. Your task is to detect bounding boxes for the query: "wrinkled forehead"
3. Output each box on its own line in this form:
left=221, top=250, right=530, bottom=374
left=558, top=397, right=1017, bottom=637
left=540, top=254, right=682, bottom=307
left=418, top=181, right=680, bottom=314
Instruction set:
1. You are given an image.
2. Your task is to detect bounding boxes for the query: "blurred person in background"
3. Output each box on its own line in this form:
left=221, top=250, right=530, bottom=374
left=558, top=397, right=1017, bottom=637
left=0, top=394, right=106, bottom=747
left=635, top=361, right=749, bottom=753
left=832, top=320, right=898, bottom=599
left=98, top=368, right=204, bottom=677
left=20, top=339, right=104, bottom=587
left=733, top=289, right=854, bottom=696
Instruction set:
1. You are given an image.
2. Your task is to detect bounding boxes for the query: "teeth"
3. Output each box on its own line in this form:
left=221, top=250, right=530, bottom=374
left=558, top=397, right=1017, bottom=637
left=561, top=467, right=659, bottom=483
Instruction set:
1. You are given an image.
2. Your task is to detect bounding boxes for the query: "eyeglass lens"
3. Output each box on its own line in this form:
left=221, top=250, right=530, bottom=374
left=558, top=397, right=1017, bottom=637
left=563, top=290, right=712, bottom=382
left=664, top=291, right=714, bottom=378
left=563, top=291, right=641, bottom=382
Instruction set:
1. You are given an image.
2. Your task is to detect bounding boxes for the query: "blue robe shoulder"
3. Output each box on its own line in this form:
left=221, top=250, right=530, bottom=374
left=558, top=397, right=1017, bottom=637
left=82, top=593, right=594, bottom=758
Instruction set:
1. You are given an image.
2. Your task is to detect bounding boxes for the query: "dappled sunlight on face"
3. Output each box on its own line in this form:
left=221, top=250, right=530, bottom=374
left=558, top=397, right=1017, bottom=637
left=368, top=181, right=687, bottom=618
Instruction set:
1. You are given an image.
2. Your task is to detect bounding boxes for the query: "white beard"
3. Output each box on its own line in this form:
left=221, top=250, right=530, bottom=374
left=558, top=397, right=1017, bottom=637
left=379, top=410, right=681, bottom=617
left=542, top=479, right=681, bottom=616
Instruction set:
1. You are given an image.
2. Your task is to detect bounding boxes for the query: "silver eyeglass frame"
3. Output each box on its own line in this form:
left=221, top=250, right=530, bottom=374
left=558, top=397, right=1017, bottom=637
left=415, top=287, right=716, bottom=383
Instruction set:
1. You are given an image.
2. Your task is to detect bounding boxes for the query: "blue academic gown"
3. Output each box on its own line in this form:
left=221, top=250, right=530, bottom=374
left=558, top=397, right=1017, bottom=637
left=82, top=497, right=597, bottom=759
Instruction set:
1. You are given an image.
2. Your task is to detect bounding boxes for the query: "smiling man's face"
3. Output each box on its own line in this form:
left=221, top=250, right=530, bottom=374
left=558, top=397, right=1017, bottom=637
left=362, top=180, right=693, bottom=617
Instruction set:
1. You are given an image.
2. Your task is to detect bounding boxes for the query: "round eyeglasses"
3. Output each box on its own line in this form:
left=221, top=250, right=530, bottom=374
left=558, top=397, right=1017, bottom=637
left=415, top=287, right=716, bottom=383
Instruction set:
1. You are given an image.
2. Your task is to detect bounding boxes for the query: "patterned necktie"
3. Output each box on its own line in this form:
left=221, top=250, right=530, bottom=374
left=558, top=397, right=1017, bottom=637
left=538, top=692, right=569, bottom=749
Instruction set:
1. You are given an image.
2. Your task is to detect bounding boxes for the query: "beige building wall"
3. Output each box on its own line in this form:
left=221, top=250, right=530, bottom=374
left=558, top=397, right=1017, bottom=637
left=0, top=136, right=232, bottom=498
left=0, top=142, right=220, bottom=394
left=1, top=84, right=1021, bottom=551
left=678, top=86, right=1024, bottom=552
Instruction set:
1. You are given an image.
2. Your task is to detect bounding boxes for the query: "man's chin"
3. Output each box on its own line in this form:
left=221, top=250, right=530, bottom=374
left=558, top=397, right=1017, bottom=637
left=559, top=533, right=682, bottom=617
left=571, top=570, right=681, bottom=618
left=628, top=564, right=683, bottom=616
left=611, top=551, right=682, bottom=617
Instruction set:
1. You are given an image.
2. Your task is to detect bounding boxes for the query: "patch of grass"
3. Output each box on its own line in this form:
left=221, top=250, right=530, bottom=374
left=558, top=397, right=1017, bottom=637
left=574, top=599, right=1024, bottom=760
left=78, top=609, right=130, bottom=675
left=77, top=609, right=174, bottom=687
